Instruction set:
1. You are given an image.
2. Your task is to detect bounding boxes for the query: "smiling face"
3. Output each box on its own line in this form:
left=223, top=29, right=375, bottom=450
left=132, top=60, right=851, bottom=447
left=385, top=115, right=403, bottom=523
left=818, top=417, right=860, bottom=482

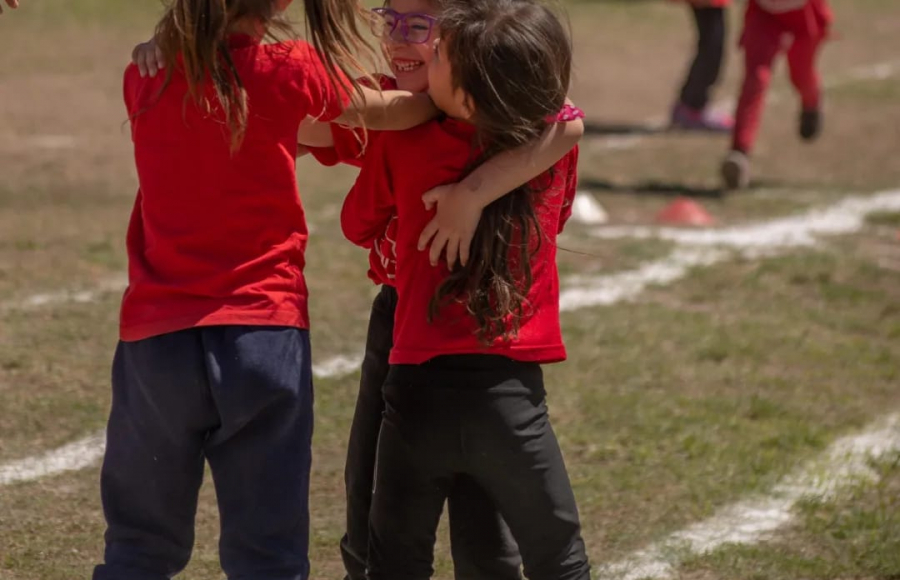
left=380, top=0, right=440, bottom=93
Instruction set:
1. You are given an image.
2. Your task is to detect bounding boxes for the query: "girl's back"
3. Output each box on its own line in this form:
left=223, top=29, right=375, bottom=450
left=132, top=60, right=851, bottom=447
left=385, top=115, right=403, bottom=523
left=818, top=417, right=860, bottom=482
left=121, top=36, right=346, bottom=341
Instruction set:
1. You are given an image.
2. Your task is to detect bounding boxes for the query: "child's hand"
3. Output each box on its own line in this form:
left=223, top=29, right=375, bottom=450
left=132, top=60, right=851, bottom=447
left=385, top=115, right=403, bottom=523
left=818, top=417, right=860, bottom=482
left=418, top=183, right=484, bottom=269
left=132, top=39, right=165, bottom=78
left=0, top=0, right=21, bottom=14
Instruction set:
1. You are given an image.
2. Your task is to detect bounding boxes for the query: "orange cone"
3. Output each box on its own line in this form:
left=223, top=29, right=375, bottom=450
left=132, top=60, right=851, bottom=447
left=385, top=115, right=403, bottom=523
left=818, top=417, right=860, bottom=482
left=655, top=197, right=715, bottom=227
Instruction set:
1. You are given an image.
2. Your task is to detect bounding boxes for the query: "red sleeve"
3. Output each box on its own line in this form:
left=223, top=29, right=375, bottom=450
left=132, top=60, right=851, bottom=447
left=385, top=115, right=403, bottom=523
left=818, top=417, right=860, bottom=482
left=305, top=75, right=397, bottom=167
left=296, top=42, right=352, bottom=123
left=307, top=124, right=367, bottom=167
left=341, top=134, right=397, bottom=248
left=557, top=146, right=580, bottom=234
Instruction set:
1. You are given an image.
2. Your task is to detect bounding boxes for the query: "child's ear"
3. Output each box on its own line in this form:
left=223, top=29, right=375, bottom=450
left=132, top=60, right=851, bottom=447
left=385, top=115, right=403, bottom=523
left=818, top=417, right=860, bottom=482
left=460, top=93, right=476, bottom=120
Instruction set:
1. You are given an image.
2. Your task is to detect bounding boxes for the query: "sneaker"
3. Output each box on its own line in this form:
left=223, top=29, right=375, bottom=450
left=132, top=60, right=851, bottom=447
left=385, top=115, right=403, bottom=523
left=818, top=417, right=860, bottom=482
left=671, top=102, right=735, bottom=133
left=799, top=108, right=822, bottom=141
left=721, top=150, right=750, bottom=190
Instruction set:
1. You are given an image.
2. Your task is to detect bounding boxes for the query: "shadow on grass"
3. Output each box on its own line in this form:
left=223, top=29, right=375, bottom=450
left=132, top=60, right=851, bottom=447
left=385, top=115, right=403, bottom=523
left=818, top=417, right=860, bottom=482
left=583, top=121, right=668, bottom=137
left=578, top=178, right=793, bottom=199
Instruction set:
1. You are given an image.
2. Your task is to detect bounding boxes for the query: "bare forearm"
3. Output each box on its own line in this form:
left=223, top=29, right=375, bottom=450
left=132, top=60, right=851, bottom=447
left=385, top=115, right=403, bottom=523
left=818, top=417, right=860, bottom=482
left=336, top=87, right=436, bottom=131
left=461, top=117, right=584, bottom=209
left=297, top=118, right=336, bottom=148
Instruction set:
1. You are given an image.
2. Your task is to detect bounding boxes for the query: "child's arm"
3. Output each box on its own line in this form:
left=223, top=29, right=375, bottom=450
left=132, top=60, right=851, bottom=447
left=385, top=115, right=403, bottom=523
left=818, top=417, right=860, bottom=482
left=297, top=118, right=336, bottom=148
left=0, top=0, right=21, bottom=14
left=131, top=40, right=434, bottom=130
left=333, top=87, right=437, bottom=132
left=132, top=39, right=165, bottom=78
left=418, top=105, right=585, bottom=267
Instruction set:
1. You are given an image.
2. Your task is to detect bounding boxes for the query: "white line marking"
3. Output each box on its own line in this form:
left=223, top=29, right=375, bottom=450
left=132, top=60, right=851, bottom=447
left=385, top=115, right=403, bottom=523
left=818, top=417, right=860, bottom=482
left=312, top=354, right=363, bottom=379
left=0, top=432, right=106, bottom=487
left=23, top=135, right=79, bottom=150
left=597, top=413, right=900, bottom=580
left=590, top=189, right=900, bottom=252
left=560, top=248, right=726, bottom=311
left=0, top=275, right=127, bottom=311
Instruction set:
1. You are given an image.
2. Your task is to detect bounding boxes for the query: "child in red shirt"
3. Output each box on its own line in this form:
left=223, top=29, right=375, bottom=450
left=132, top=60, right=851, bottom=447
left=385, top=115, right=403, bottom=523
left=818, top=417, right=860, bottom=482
left=301, top=0, right=584, bottom=570
left=95, top=1, right=436, bottom=579
left=721, top=0, right=833, bottom=188
left=342, top=0, right=589, bottom=578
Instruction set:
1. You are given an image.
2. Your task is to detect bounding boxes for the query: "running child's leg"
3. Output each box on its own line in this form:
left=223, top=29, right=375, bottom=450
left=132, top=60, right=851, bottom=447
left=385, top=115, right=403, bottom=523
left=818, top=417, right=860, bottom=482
left=447, top=475, right=523, bottom=580
left=341, top=285, right=397, bottom=580
left=201, top=326, right=314, bottom=580
left=732, top=6, right=783, bottom=154
left=94, top=331, right=217, bottom=580
left=678, top=5, right=727, bottom=113
left=786, top=33, right=824, bottom=111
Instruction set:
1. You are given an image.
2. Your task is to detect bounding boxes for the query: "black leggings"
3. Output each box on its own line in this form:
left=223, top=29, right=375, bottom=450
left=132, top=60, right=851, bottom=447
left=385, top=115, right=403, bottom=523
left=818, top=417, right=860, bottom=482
left=341, top=287, right=522, bottom=580
left=679, top=5, right=727, bottom=110
left=368, top=356, right=590, bottom=580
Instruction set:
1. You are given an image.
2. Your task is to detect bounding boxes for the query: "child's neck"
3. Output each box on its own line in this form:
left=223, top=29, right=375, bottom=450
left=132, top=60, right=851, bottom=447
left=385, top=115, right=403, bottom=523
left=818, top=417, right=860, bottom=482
left=229, top=18, right=266, bottom=39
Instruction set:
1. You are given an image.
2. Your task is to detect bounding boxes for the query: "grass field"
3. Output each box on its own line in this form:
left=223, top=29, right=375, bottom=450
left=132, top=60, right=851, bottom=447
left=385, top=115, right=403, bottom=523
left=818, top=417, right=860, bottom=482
left=1, top=0, right=900, bottom=579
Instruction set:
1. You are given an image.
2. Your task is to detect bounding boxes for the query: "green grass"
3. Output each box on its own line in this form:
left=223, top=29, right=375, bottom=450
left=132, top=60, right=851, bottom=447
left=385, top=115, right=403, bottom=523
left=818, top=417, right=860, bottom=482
left=2, top=0, right=900, bottom=577
left=867, top=211, right=900, bottom=228
left=548, top=237, right=900, bottom=559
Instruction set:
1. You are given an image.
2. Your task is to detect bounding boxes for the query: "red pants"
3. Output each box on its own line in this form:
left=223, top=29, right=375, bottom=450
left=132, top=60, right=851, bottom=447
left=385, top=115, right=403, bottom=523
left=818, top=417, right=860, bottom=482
left=732, top=0, right=832, bottom=153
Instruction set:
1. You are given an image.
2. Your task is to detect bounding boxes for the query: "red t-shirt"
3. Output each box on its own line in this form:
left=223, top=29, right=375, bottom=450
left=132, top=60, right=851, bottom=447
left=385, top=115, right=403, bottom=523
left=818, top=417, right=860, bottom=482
left=120, top=35, right=347, bottom=341
left=346, top=117, right=579, bottom=365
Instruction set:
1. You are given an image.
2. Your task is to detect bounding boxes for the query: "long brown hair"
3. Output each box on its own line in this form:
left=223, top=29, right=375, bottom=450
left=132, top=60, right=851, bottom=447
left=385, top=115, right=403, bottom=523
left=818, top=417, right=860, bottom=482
left=429, top=0, right=572, bottom=343
left=303, top=0, right=376, bottom=109
left=154, top=0, right=374, bottom=151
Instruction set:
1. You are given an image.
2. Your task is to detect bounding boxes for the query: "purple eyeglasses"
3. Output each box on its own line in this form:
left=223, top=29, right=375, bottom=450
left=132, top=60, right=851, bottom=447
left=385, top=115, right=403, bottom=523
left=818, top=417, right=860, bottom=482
left=370, top=7, right=438, bottom=45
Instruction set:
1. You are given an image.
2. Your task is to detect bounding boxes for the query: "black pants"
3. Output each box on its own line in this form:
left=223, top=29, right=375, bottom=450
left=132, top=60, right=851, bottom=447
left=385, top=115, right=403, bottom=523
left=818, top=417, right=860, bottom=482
left=341, top=286, right=522, bottom=580
left=368, top=356, right=590, bottom=580
left=94, top=326, right=314, bottom=580
left=679, top=5, right=727, bottom=110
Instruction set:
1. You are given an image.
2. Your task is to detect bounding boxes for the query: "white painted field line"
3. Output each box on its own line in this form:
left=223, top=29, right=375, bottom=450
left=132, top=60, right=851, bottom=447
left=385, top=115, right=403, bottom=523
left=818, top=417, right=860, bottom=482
left=0, top=275, right=127, bottom=311
left=596, top=413, right=900, bottom=580
left=0, top=432, right=106, bottom=487
left=560, top=248, right=726, bottom=312
left=590, top=189, right=900, bottom=252
left=565, top=189, right=900, bottom=310
left=312, top=354, right=363, bottom=379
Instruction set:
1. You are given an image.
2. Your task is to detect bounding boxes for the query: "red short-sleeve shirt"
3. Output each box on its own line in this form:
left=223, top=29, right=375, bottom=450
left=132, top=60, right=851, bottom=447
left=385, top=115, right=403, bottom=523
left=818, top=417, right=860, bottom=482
left=120, top=36, right=348, bottom=341
left=347, top=117, right=579, bottom=365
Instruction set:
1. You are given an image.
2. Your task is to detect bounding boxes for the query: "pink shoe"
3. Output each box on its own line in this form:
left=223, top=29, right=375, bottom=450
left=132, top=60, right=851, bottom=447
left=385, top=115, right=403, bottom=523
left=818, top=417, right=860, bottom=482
left=671, top=103, right=734, bottom=133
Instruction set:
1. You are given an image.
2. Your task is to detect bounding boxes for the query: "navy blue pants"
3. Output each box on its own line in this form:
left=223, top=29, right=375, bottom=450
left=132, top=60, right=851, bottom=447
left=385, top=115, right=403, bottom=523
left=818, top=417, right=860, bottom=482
left=93, top=326, right=314, bottom=580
